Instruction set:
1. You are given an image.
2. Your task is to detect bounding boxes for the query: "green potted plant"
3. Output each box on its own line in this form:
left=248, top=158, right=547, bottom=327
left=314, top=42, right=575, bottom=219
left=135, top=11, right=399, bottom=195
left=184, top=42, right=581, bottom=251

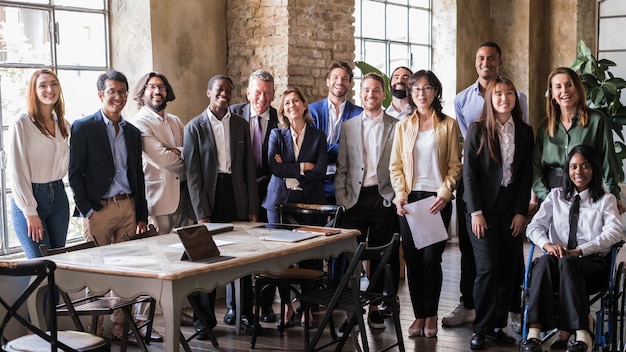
left=570, top=40, right=626, bottom=181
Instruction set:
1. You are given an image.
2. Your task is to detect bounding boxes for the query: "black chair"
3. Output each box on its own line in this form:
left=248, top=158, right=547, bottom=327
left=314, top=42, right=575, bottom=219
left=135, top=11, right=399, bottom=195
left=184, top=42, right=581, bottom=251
left=250, top=203, right=345, bottom=348
left=0, top=259, right=111, bottom=352
left=298, top=234, right=404, bottom=352
left=39, top=241, right=156, bottom=352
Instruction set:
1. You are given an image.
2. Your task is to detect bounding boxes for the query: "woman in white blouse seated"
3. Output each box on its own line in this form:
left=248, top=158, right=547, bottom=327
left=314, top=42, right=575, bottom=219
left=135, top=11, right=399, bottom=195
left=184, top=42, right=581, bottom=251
left=522, top=144, right=623, bottom=352
left=9, top=69, right=70, bottom=259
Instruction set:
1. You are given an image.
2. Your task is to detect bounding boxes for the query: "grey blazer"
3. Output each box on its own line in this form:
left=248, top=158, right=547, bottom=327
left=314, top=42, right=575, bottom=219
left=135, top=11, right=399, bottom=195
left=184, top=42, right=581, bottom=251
left=334, top=112, right=397, bottom=209
left=183, top=110, right=259, bottom=220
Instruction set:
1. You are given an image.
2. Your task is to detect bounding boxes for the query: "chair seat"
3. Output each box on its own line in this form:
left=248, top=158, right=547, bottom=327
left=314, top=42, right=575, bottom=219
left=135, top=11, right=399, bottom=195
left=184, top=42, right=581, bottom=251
left=259, top=268, right=325, bottom=280
left=4, top=331, right=109, bottom=352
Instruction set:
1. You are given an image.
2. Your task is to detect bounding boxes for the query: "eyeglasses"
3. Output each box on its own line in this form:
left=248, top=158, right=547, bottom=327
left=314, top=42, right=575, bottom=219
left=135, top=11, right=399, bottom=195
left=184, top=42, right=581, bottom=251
left=146, top=83, right=167, bottom=91
left=411, top=86, right=435, bottom=94
left=102, top=89, right=128, bottom=98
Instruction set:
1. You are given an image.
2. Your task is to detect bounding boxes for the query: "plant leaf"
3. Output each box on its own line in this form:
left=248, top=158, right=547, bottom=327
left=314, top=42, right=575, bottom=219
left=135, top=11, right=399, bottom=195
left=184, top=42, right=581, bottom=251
left=598, top=58, right=617, bottom=67
left=589, top=87, right=605, bottom=107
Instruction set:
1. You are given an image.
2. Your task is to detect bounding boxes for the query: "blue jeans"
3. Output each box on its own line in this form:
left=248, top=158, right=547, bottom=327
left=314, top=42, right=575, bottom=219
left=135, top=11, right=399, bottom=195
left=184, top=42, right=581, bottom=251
left=12, top=180, right=69, bottom=259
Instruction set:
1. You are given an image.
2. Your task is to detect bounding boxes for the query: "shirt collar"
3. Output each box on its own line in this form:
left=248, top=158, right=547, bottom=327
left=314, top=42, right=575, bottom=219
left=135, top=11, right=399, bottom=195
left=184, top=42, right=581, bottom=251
left=251, top=106, right=270, bottom=120
left=327, top=97, right=347, bottom=111
left=101, top=109, right=126, bottom=126
left=142, top=106, right=166, bottom=120
left=362, top=110, right=384, bottom=123
left=575, top=188, right=591, bottom=202
left=206, top=107, right=231, bottom=123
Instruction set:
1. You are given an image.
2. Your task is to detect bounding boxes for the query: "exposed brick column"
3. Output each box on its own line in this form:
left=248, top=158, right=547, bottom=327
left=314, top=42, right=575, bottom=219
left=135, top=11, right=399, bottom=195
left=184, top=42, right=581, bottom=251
left=226, top=0, right=356, bottom=105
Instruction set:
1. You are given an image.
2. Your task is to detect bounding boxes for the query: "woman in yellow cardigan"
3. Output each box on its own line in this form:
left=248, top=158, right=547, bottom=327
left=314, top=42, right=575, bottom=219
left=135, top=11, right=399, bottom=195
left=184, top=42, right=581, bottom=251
left=389, top=70, right=462, bottom=338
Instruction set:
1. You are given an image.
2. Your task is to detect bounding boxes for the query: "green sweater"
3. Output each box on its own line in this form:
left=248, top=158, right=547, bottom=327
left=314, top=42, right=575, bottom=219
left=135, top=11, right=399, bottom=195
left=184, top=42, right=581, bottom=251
left=532, top=109, right=621, bottom=200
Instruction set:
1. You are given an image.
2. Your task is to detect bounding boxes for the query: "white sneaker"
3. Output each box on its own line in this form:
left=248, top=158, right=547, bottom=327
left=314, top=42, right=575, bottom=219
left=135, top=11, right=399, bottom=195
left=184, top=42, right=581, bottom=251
left=441, top=303, right=475, bottom=326
left=508, top=312, right=522, bottom=334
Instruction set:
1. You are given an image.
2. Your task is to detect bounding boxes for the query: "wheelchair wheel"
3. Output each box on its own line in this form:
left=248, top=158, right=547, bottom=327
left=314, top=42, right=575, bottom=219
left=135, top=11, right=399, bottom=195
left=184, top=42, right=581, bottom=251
left=612, top=262, right=626, bottom=352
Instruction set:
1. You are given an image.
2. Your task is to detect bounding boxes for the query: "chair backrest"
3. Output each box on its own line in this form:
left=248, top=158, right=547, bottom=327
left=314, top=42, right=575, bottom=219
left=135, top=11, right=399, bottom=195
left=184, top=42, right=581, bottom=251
left=0, top=259, right=70, bottom=350
left=39, top=241, right=97, bottom=257
left=277, top=203, right=346, bottom=227
left=122, top=223, right=160, bottom=241
left=340, top=233, right=400, bottom=294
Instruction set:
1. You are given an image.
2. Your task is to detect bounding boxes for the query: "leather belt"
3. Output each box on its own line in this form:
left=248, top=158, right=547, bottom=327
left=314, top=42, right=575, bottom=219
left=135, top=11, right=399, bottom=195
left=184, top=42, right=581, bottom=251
left=101, top=193, right=132, bottom=202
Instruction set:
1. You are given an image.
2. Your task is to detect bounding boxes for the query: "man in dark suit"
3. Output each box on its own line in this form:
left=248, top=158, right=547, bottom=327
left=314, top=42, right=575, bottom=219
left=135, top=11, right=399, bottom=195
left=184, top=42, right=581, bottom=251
left=183, top=74, right=259, bottom=337
left=69, top=69, right=151, bottom=341
left=308, top=60, right=363, bottom=204
left=335, top=73, right=398, bottom=329
left=226, top=70, right=279, bottom=325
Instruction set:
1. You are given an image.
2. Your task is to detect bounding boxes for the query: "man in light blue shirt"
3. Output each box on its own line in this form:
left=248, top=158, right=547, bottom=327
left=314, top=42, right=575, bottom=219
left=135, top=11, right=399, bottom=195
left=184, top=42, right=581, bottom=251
left=445, top=42, right=528, bottom=333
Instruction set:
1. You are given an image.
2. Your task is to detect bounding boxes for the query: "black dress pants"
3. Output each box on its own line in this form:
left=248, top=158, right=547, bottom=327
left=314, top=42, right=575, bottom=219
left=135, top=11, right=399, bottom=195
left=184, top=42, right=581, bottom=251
left=527, top=254, right=609, bottom=331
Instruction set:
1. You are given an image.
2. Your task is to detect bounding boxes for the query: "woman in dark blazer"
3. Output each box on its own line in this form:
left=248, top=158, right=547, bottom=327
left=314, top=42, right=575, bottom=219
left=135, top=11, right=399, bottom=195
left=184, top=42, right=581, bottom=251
left=463, top=78, right=534, bottom=350
left=261, top=86, right=328, bottom=327
left=262, top=86, right=328, bottom=222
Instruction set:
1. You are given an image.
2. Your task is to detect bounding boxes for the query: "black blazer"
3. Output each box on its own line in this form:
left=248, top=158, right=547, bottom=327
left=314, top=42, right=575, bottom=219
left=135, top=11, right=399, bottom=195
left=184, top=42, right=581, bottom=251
left=229, top=103, right=279, bottom=184
left=68, top=110, right=148, bottom=223
left=463, top=119, right=534, bottom=218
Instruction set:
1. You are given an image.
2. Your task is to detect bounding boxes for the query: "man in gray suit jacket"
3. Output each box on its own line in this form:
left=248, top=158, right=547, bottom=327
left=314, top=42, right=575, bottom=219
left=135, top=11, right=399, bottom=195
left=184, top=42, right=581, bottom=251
left=183, top=74, right=259, bottom=337
left=334, top=73, right=399, bottom=330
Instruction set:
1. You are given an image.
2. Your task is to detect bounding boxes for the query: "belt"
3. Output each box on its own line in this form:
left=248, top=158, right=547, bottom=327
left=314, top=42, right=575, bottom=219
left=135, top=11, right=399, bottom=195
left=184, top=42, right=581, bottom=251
left=101, top=193, right=133, bottom=202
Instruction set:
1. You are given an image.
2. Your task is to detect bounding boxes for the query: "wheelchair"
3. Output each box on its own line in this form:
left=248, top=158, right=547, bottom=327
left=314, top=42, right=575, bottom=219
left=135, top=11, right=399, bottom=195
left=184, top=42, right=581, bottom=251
left=520, top=240, right=626, bottom=352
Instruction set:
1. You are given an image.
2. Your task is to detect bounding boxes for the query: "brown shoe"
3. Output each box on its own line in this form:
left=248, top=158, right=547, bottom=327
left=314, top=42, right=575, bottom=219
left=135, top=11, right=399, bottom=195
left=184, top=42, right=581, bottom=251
left=181, top=312, right=195, bottom=327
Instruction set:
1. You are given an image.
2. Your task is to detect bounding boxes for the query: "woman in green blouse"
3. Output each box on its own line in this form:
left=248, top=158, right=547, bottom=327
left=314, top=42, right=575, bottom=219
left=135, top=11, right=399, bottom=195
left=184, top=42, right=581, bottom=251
left=532, top=67, right=624, bottom=213
left=530, top=66, right=625, bottom=349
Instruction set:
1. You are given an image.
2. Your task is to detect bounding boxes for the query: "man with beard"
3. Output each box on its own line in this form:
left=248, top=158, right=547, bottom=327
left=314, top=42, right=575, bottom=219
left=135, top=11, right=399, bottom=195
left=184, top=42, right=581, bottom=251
left=131, top=72, right=196, bottom=331
left=385, top=66, right=413, bottom=120
left=444, top=42, right=528, bottom=333
left=131, top=72, right=194, bottom=234
left=309, top=61, right=363, bottom=204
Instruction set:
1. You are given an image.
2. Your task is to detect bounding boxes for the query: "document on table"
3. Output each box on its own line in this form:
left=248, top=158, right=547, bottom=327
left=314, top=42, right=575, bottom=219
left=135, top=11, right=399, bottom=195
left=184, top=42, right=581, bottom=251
left=403, top=196, right=448, bottom=249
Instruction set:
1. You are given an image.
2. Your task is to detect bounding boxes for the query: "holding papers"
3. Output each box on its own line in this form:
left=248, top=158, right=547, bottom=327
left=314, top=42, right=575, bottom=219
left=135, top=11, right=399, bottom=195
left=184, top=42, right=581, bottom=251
left=402, top=196, right=449, bottom=249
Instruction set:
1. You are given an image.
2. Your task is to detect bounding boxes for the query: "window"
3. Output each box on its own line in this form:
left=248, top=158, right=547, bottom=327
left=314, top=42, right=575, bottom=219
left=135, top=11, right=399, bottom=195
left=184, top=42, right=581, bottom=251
left=0, top=0, right=109, bottom=254
left=353, top=0, right=432, bottom=104
left=598, top=0, right=626, bottom=79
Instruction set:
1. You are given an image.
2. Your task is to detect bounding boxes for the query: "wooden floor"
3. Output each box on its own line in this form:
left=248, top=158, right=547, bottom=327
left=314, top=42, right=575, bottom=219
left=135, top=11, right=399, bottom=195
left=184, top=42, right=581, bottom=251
left=119, top=239, right=626, bottom=352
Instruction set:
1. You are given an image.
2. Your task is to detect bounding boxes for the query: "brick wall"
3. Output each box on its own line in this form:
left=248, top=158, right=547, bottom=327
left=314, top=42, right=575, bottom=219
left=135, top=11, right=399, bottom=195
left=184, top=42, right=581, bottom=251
left=226, top=0, right=356, bottom=106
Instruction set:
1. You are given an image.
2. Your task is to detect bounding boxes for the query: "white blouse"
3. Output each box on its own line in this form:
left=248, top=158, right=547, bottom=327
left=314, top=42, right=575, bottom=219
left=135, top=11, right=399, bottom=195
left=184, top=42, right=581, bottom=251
left=9, top=113, right=70, bottom=216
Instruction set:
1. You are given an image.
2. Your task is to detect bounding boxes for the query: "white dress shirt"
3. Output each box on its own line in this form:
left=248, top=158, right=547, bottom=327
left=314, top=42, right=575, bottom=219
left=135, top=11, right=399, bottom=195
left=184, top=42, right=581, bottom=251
left=326, top=98, right=347, bottom=146
left=411, top=129, right=442, bottom=192
left=498, top=116, right=515, bottom=186
left=362, top=111, right=383, bottom=187
left=207, top=108, right=231, bottom=174
left=527, top=188, right=623, bottom=256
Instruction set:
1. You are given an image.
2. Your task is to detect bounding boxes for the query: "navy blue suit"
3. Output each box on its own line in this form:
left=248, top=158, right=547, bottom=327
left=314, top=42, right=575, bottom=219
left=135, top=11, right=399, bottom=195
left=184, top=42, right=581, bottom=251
left=262, top=125, right=328, bottom=214
left=308, top=99, right=362, bottom=200
left=68, top=110, right=148, bottom=223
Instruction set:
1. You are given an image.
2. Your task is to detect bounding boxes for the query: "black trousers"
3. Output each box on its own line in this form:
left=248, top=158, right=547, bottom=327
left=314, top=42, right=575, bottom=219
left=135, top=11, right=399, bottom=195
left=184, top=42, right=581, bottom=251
left=527, top=254, right=609, bottom=331
left=468, top=185, right=523, bottom=334
left=399, top=191, right=452, bottom=318
left=456, top=181, right=476, bottom=309
left=341, top=186, right=399, bottom=295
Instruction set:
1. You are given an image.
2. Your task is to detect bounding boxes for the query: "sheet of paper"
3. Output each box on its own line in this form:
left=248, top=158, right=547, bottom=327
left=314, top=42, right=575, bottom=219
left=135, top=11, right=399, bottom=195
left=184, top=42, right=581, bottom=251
left=402, top=196, right=449, bottom=249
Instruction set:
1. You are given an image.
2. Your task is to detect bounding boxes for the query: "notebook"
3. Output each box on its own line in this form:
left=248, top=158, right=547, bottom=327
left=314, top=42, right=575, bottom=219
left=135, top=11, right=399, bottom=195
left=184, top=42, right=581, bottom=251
left=259, top=230, right=320, bottom=243
left=174, top=223, right=234, bottom=262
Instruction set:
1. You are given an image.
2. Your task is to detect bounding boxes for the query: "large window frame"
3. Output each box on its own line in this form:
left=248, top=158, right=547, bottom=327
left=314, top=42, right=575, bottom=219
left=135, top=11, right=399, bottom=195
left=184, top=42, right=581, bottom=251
left=353, top=0, right=432, bottom=104
left=598, top=0, right=626, bottom=80
left=0, top=0, right=109, bottom=254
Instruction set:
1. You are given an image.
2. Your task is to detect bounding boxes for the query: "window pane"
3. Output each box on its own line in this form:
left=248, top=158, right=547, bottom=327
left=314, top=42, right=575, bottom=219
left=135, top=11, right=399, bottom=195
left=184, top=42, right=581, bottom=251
left=600, top=0, right=626, bottom=16
left=363, top=40, right=387, bottom=74
left=15, top=0, right=49, bottom=4
left=0, top=6, right=52, bottom=65
left=0, top=68, right=35, bottom=124
left=56, top=11, right=106, bottom=67
left=599, top=52, right=626, bottom=83
left=355, top=39, right=363, bottom=61
left=409, top=8, right=429, bottom=44
left=390, top=43, right=410, bottom=72
left=387, top=0, right=407, bottom=5
left=386, top=5, right=408, bottom=41
left=355, top=0, right=362, bottom=37
left=56, top=70, right=105, bottom=122
left=411, top=44, right=430, bottom=70
left=410, top=0, right=430, bottom=8
left=55, top=0, right=105, bottom=10
left=362, top=0, right=385, bottom=39
left=599, top=18, right=626, bottom=51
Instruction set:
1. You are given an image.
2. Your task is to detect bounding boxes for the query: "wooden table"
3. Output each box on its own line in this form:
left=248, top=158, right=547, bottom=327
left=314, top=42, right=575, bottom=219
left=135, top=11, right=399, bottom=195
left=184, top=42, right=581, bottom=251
left=28, top=223, right=359, bottom=352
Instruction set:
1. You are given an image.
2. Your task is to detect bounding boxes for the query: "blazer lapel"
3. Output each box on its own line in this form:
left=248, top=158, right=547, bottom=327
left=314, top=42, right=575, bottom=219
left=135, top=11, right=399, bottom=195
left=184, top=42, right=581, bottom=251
left=93, top=111, right=114, bottom=162
left=200, top=112, right=218, bottom=158
left=283, top=129, right=296, bottom=162
left=379, top=116, right=394, bottom=163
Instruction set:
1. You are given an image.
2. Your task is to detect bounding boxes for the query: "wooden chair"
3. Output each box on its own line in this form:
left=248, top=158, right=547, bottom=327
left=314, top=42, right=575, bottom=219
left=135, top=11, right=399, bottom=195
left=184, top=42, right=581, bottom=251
left=250, top=203, right=345, bottom=349
left=298, top=234, right=404, bottom=352
left=0, top=259, right=111, bottom=352
left=39, top=242, right=156, bottom=352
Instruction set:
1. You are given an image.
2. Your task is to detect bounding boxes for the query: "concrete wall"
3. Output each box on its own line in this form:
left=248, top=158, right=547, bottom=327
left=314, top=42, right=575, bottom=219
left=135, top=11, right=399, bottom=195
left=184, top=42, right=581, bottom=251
left=110, top=0, right=228, bottom=123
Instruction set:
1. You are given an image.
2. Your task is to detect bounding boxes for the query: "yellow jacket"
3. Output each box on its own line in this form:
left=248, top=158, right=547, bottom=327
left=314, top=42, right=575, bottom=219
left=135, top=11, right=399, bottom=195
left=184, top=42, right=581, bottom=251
left=389, top=111, right=463, bottom=206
